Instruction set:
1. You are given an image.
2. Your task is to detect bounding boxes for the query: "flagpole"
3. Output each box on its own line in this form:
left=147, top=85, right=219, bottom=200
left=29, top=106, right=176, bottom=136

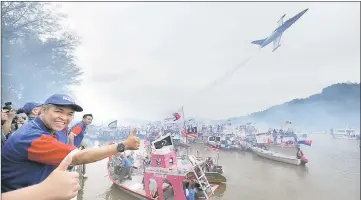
left=182, top=106, right=188, bottom=156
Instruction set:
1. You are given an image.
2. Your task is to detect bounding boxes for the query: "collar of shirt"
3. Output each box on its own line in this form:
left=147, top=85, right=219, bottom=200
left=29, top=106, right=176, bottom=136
left=32, top=117, right=52, bottom=134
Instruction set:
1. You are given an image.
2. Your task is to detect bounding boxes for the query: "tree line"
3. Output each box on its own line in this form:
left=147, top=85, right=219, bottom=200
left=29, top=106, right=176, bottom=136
left=1, top=2, right=82, bottom=106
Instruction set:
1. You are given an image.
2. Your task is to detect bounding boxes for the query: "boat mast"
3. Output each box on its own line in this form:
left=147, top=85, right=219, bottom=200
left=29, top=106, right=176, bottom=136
left=182, top=106, right=188, bottom=156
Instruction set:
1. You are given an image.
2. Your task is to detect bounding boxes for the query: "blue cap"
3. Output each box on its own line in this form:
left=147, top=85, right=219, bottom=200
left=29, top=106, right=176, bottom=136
left=23, top=102, right=43, bottom=114
left=44, top=94, right=83, bottom=112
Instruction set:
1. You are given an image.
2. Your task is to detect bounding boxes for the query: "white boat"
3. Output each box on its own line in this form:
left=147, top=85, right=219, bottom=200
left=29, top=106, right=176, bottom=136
left=207, top=136, right=221, bottom=147
left=331, top=128, right=360, bottom=140
left=251, top=146, right=308, bottom=166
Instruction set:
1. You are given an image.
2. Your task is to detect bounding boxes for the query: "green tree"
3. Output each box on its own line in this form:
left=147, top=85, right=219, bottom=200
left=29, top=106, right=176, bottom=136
left=1, top=2, right=82, bottom=107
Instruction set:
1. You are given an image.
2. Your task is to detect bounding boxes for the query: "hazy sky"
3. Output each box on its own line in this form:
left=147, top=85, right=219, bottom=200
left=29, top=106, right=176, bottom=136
left=56, top=2, right=360, bottom=124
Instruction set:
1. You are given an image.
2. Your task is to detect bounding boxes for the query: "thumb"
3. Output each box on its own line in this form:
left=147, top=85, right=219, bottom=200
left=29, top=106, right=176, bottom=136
left=129, top=129, right=137, bottom=137
left=56, top=154, right=73, bottom=171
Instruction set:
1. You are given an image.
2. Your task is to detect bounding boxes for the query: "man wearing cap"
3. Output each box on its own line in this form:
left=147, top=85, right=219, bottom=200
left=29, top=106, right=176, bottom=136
left=1, top=94, right=140, bottom=193
left=23, top=102, right=42, bottom=121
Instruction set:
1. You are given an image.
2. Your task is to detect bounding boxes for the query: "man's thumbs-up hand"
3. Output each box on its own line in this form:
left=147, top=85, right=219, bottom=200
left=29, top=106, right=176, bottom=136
left=123, top=128, right=140, bottom=150
left=40, top=154, right=81, bottom=200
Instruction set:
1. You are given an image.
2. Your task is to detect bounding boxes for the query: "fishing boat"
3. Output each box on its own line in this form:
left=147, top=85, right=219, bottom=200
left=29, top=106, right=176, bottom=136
left=207, top=136, right=241, bottom=151
left=251, top=146, right=308, bottom=166
left=331, top=128, right=360, bottom=140
left=206, top=136, right=221, bottom=149
left=187, top=156, right=227, bottom=183
left=107, top=134, right=221, bottom=200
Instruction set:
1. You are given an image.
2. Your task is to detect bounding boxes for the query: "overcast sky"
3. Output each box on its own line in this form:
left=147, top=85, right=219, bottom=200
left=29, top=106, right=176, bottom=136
left=56, top=2, right=360, bottom=124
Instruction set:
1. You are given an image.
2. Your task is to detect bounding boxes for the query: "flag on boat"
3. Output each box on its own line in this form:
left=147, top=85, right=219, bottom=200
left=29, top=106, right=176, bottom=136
left=182, top=126, right=197, bottom=138
left=108, top=120, right=117, bottom=129
left=207, top=145, right=220, bottom=152
left=152, top=134, right=174, bottom=149
left=298, top=139, right=312, bottom=146
left=164, top=107, right=184, bottom=123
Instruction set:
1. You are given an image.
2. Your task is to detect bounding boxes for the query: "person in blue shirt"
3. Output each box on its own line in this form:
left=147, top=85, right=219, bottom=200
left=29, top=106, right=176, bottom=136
left=68, top=114, right=93, bottom=148
left=188, top=183, right=196, bottom=200
left=23, top=102, right=42, bottom=121
left=67, top=114, right=93, bottom=177
left=1, top=94, right=141, bottom=193
left=1, top=154, right=80, bottom=200
left=119, top=153, right=133, bottom=181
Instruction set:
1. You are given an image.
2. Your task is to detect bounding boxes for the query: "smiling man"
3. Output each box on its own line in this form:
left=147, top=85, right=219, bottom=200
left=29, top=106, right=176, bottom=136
left=68, top=114, right=93, bottom=148
left=1, top=94, right=140, bottom=193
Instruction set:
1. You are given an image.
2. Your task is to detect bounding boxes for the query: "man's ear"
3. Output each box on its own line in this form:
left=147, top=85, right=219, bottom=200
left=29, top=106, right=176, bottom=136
left=39, top=105, right=48, bottom=115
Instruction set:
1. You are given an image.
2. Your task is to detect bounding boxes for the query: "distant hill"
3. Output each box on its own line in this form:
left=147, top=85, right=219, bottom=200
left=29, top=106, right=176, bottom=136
left=226, top=83, right=360, bottom=132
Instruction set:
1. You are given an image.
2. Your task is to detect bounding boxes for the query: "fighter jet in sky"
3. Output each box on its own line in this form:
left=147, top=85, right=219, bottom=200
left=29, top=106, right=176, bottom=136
left=251, top=8, right=309, bottom=52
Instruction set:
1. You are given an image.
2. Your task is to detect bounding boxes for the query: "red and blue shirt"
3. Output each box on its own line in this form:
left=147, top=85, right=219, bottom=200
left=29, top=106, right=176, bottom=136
left=68, top=121, right=87, bottom=148
left=1, top=117, right=76, bottom=192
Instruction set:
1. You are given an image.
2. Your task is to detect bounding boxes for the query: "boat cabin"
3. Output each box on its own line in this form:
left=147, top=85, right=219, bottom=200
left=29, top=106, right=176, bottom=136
left=143, top=150, right=188, bottom=200
left=207, top=136, right=221, bottom=143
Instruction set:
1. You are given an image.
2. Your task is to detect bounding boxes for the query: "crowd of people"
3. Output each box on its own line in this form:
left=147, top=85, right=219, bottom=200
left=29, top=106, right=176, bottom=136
left=1, top=94, right=141, bottom=200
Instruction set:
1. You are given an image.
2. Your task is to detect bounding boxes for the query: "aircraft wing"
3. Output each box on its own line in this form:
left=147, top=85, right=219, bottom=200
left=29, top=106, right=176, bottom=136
left=272, top=32, right=282, bottom=52
left=277, top=14, right=286, bottom=27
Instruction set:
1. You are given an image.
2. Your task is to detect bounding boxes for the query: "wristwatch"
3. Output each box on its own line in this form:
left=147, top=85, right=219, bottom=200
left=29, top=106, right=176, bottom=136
left=117, top=142, right=125, bottom=152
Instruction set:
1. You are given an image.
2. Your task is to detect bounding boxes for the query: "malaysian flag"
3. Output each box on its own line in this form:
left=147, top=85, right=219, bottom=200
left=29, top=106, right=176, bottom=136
left=297, top=139, right=312, bottom=146
left=181, top=126, right=197, bottom=138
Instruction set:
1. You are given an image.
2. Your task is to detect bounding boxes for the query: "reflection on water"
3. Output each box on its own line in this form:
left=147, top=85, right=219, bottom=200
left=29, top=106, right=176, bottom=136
left=78, top=134, right=360, bottom=200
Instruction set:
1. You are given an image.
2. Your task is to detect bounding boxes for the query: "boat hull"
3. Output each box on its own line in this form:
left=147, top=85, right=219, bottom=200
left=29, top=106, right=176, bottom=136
left=107, top=164, right=156, bottom=200
left=251, top=147, right=306, bottom=166
left=333, top=134, right=360, bottom=140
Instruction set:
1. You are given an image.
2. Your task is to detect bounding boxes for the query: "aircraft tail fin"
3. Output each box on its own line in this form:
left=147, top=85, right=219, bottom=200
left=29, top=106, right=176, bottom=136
left=251, top=38, right=266, bottom=46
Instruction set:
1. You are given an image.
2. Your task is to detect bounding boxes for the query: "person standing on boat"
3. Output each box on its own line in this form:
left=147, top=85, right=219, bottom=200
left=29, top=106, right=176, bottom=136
left=119, top=153, right=133, bottom=181
left=296, top=147, right=304, bottom=159
left=185, top=183, right=196, bottom=200
left=1, top=94, right=140, bottom=193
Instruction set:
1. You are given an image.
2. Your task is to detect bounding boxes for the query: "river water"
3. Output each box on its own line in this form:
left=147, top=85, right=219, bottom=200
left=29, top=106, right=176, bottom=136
left=77, top=133, right=360, bottom=200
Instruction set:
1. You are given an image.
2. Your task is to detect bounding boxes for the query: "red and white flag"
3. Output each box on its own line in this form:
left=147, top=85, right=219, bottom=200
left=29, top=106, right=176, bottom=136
left=164, top=107, right=184, bottom=123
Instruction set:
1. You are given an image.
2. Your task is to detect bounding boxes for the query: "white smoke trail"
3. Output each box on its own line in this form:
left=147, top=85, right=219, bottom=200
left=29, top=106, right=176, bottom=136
left=181, top=48, right=262, bottom=108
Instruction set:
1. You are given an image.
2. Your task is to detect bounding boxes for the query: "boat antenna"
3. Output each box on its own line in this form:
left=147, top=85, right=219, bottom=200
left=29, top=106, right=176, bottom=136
left=181, top=106, right=189, bottom=157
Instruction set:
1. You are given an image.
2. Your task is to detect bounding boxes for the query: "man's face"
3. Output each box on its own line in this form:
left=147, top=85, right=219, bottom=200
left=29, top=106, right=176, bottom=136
left=17, top=117, right=25, bottom=124
left=83, top=116, right=93, bottom=125
left=40, top=105, right=74, bottom=131
left=1, top=109, right=9, bottom=121
left=31, top=106, right=41, bottom=116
